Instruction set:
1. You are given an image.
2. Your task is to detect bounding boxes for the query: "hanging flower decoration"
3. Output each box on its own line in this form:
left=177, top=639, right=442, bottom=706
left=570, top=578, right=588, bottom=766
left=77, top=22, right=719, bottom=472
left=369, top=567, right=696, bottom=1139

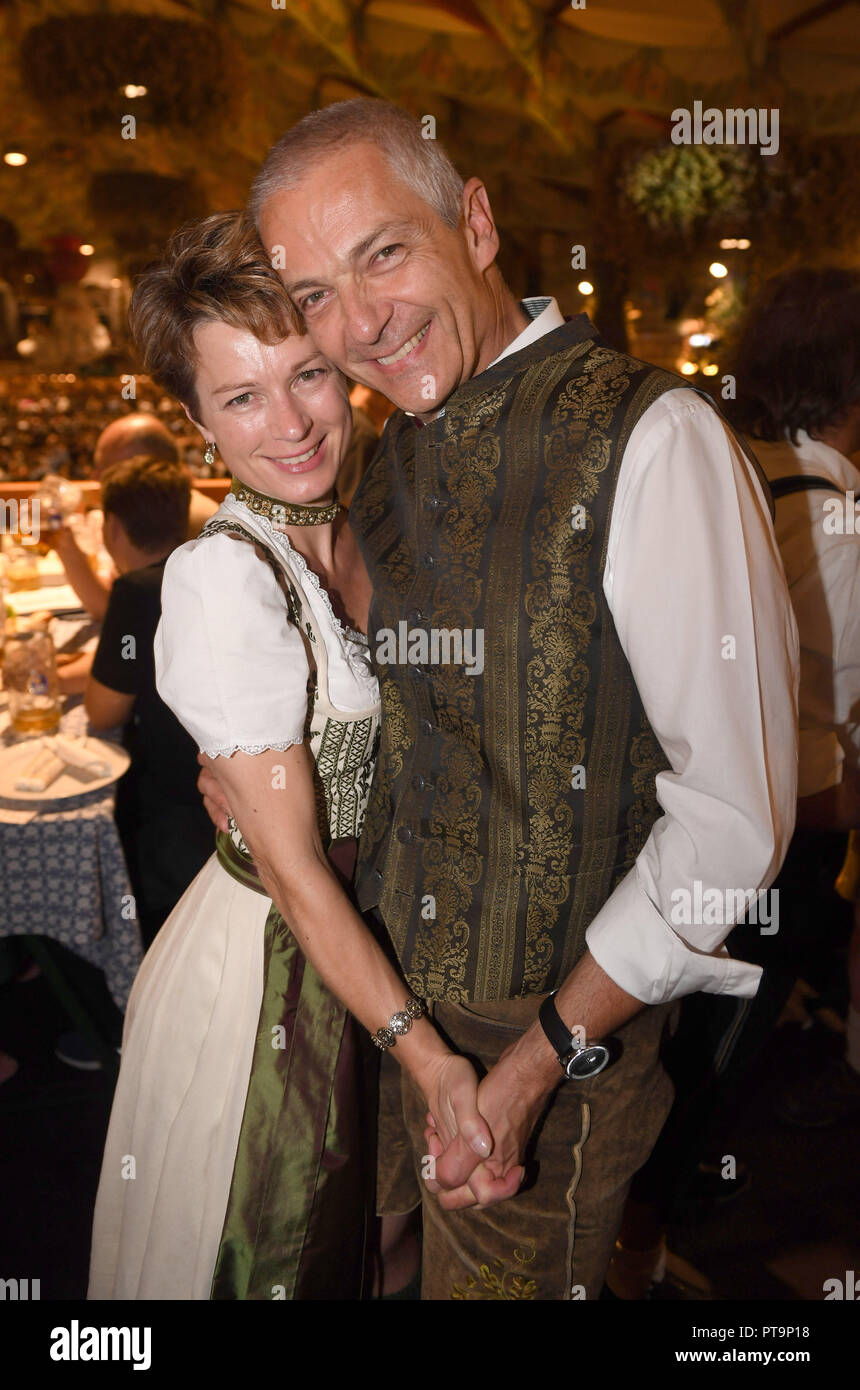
left=621, top=145, right=756, bottom=234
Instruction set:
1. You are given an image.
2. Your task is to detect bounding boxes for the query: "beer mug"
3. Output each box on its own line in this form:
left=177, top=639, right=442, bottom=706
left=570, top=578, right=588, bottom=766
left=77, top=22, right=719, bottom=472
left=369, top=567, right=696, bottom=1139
left=2, top=630, right=62, bottom=736
left=3, top=539, right=40, bottom=592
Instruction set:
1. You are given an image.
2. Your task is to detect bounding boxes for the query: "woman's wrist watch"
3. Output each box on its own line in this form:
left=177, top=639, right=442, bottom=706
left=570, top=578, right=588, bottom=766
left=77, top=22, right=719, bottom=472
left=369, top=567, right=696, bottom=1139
left=538, top=990, right=611, bottom=1080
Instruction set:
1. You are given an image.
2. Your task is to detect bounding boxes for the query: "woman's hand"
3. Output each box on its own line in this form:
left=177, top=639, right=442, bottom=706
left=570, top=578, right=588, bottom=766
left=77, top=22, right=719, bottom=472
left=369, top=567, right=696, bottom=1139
left=411, top=1049, right=494, bottom=1170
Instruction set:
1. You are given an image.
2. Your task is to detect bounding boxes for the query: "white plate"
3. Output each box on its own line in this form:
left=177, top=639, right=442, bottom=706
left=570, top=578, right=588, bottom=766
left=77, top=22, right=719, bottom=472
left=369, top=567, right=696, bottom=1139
left=0, top=737, right=130, bottom=802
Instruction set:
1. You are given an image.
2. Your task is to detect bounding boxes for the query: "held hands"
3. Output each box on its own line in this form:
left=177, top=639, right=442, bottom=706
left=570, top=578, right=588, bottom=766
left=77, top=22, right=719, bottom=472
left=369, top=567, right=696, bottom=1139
left=421, top=1042, right=553, bottom=1211
left=196, top=744, right=562, bottom=1214
left=414, top=1050, right=523, bottom=1209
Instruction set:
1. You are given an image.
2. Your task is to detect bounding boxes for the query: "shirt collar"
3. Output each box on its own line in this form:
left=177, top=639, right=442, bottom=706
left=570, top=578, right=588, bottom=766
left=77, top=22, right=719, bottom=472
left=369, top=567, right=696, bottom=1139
left=485, top=296, right=565, bottom=368
left=406, top=296, right=565, bottom=421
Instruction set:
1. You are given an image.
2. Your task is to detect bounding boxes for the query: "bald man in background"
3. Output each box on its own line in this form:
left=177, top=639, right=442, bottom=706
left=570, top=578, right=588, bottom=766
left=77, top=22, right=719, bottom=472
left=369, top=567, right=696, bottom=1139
left=50, top=413, right=218, bottom=619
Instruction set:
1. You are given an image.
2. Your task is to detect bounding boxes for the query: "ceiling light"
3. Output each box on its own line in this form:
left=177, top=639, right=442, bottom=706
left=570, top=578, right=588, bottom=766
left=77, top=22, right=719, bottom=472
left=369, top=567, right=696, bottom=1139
left=709, top=262, right=728, bottom=279
left=4, top=151, right=27, bottom=167
left=79, top=244, right=95, bottom=256
left=577, top=280, right=594, bottom=296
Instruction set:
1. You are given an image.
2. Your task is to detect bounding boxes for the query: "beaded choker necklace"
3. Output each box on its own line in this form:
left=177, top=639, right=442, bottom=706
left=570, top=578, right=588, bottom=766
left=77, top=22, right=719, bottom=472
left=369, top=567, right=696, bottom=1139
left=230, top=478, right=341, bottom=527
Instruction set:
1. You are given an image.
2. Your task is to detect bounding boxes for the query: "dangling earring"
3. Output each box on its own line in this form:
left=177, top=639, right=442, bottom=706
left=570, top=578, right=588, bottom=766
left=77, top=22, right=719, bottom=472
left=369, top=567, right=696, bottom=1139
left=204, top=440, right=216, bottom=466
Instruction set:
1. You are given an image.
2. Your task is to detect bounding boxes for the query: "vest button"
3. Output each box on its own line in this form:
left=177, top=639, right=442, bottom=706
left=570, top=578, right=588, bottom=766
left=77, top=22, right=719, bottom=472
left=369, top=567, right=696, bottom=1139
left=419, top=718, right=435, bottom=736
left=424, top=495, right=443, bottom=510
left=421, top=553, right=436, bottom=569
left=396, top=825, right=414, bottom=844
left=406, top=608, right=424, bottom=624
left=412, top=775, right=435, bottom=792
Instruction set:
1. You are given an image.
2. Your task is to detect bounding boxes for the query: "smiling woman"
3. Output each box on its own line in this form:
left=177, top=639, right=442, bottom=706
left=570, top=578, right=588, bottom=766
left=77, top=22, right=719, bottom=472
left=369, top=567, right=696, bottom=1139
left=87, top=210, right=482, bottom=1302
left=128, top=211, right=302, bottom=421
left=189, top=317, right=350, bottom=512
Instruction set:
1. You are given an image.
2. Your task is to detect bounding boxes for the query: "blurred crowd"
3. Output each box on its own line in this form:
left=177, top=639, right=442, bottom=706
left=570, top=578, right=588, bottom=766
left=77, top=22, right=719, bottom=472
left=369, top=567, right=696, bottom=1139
left=0, top=372, right=219, bottom=483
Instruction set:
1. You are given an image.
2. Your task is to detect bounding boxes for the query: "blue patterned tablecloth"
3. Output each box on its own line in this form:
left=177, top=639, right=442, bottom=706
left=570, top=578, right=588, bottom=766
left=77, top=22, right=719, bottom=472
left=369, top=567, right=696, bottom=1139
left=0, top=693, right=143, bottom=1011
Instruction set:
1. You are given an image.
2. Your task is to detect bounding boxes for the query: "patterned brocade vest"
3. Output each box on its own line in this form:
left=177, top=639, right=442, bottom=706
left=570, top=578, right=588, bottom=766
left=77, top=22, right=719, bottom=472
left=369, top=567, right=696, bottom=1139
left=351, top=316, right=685, bottom=1003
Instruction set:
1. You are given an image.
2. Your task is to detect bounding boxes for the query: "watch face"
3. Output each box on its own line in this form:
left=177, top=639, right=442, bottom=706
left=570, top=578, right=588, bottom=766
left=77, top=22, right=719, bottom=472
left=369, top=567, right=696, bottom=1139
left=564, top=1045, right=610, bottom=1080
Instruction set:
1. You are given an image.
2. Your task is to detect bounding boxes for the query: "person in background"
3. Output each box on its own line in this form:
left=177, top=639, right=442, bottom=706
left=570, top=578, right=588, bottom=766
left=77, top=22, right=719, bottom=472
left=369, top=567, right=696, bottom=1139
left=47, top=413, right=218, bottom=619
left=67, top=455, right=215, bottom=949
left=728, top=266, right=860, bottom=1125
left=606, top=268, right=860, bottom=1298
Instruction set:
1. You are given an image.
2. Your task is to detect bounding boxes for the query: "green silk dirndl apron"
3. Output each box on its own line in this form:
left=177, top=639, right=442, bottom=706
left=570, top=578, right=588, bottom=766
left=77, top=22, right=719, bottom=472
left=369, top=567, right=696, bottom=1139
left=198, top=512, right=381, bottom=1300
left=210, top=831, right=376, bottom=1300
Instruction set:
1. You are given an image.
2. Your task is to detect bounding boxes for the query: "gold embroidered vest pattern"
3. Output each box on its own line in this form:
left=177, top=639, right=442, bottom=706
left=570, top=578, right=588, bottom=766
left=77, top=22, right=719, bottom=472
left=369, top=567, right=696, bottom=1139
left=350, top=318, right=706, bottom=1000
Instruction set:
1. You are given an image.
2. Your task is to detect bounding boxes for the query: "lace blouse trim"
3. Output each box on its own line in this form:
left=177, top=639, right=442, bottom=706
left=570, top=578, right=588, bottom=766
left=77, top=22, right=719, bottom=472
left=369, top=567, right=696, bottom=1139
left=225, top=494, right=369, bottom=648
left=200, top=737, right=305, bottom=759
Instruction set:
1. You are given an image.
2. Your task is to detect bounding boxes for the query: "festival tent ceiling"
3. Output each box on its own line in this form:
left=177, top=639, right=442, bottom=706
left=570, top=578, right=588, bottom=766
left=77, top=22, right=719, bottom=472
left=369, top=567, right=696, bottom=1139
left=1, top=0, right=858, bottom=264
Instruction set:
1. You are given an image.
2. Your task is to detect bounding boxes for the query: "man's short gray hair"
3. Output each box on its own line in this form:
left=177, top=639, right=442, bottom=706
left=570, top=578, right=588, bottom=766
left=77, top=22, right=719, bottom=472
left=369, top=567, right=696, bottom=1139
left=249, top=99, right=465, bottom=230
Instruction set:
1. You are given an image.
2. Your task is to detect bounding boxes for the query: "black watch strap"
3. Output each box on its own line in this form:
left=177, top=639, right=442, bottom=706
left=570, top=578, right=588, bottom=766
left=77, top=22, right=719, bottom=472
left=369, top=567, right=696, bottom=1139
left=538, top=990, right=611, bottom=1080
left=539, top=990, right=577, bottom=1055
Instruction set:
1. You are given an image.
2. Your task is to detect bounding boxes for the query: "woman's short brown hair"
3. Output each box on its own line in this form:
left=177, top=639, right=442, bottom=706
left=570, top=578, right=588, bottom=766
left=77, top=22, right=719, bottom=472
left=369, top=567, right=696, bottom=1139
left=129, top=211, right=301, bottom=419
left=101, top=454, right=191, bottom=553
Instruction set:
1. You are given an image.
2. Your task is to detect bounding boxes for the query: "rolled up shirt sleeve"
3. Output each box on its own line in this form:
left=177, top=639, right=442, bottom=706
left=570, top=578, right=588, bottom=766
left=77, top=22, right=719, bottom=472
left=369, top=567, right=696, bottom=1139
left=585, top=390, right=799, bottom=1004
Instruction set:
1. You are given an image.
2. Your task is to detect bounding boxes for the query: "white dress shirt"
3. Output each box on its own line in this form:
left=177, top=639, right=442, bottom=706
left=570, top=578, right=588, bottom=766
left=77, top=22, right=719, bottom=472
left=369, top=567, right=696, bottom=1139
left=487, top=298, right=799, bottom=1004
left=753, top=432, right=859, bottom=797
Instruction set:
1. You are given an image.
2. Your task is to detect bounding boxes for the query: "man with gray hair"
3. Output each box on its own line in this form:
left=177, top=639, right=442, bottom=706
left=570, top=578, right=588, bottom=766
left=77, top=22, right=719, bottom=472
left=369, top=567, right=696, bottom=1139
left=207, top=99, right=799, bottom=1299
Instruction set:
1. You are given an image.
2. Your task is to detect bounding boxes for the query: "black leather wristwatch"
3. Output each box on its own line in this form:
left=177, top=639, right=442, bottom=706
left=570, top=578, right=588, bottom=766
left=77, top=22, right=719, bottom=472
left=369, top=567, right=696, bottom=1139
left=538, top=990, right=611, bottom=1080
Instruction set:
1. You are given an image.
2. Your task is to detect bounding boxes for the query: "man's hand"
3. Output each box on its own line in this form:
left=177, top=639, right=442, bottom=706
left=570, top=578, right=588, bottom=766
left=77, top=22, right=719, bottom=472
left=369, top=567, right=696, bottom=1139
left=197, top=752, right=232, bottom=832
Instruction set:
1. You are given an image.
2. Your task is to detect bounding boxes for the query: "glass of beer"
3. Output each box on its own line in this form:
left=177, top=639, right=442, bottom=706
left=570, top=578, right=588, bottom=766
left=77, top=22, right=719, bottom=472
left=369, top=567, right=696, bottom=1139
left=2, top=630, right=62, bottom=736
left=3, top=540, right=41, bottom=592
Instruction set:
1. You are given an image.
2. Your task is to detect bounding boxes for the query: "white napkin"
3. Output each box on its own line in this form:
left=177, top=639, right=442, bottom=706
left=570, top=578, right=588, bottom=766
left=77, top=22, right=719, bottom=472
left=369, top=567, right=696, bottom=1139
left=14, top=742, right=66, bottom=792
left=51, top=735, right=113, bottom=778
